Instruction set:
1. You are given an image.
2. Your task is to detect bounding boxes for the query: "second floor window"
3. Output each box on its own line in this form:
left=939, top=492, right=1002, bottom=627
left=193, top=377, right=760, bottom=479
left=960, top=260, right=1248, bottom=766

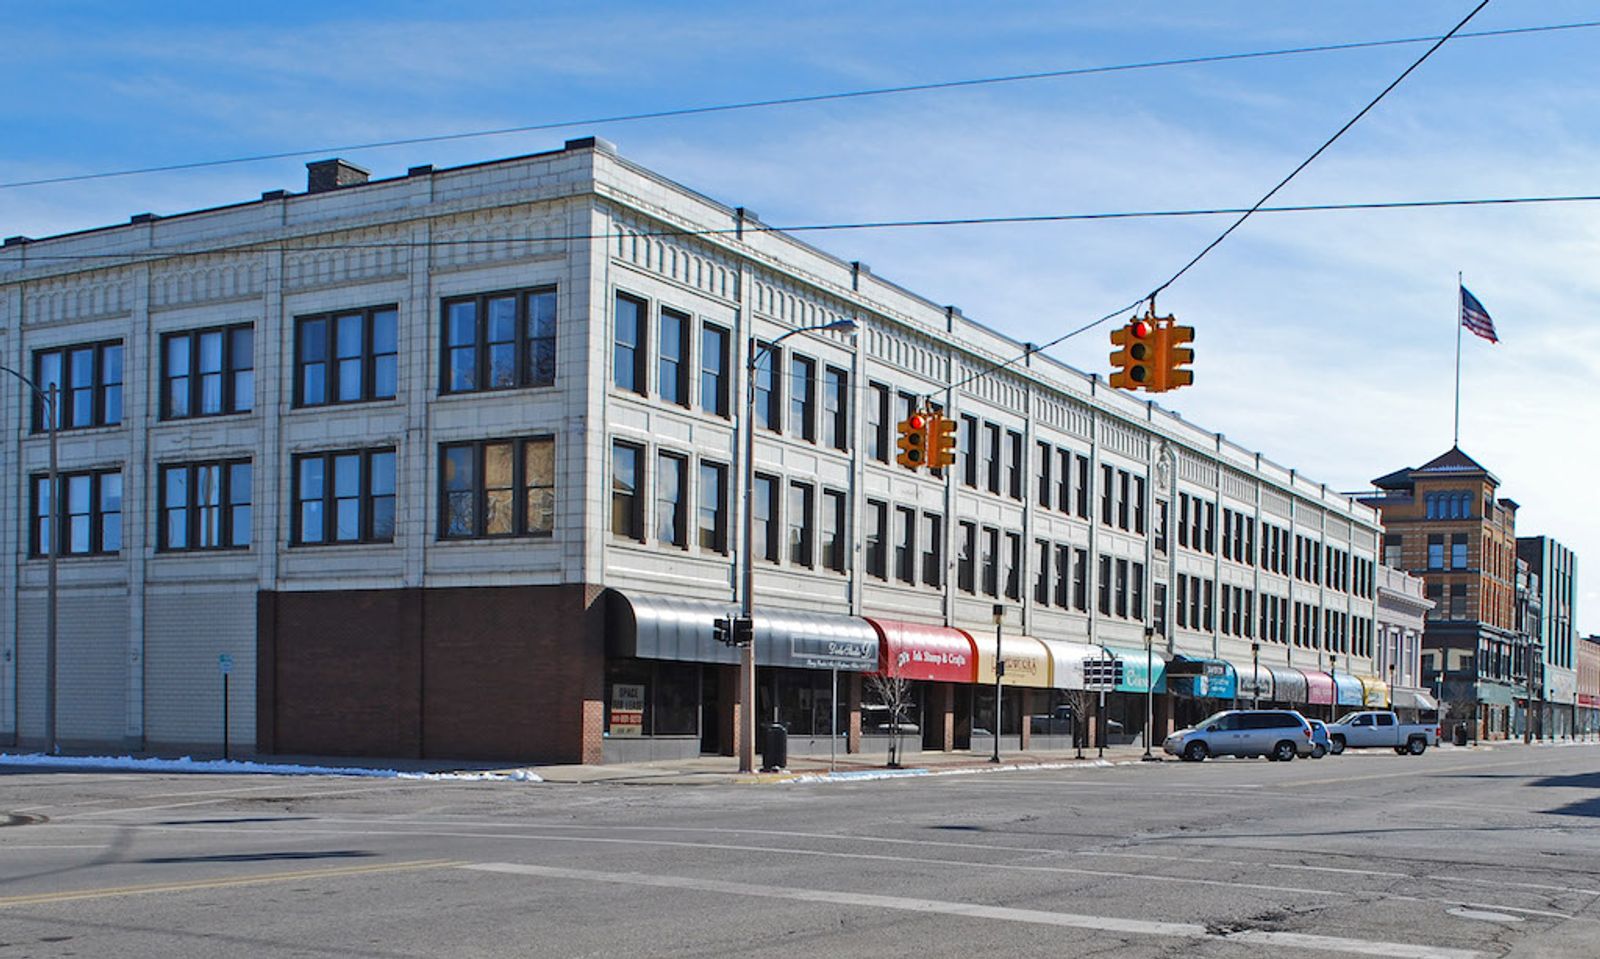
left=294, top=448, right=396, bottom=545
left=656, top=452, right=687, bottom=547
left=164, top=325, right=253, bottom=419
left=698, top=462, right=728, bottom=553
left=442, top=437, right=556, bottom=540
left=445, top=288, right=558, bottom=394
left=752, top=473, right=778, bottom=562
left=297, top=308, right=396, bottom=407
left=34, top=341, right=123, bottom=431
left=787, top=482, right=814, bottom=567
left=865, top=499, right=887, bottom=578
left=160, top=460, right=252, bottom=551
left=32, top=468, right=121, bottom=556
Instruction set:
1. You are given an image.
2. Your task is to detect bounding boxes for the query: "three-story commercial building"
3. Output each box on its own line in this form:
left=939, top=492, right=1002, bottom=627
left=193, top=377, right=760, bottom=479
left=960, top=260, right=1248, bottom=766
left=1, top=139, right=1384, bottom=764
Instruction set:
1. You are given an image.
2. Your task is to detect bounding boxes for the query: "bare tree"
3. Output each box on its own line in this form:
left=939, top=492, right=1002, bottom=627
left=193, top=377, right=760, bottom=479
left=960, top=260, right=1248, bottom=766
left=865, top=673, right=912, bottom=768
left=1062, top=688, right=1097, bottom=759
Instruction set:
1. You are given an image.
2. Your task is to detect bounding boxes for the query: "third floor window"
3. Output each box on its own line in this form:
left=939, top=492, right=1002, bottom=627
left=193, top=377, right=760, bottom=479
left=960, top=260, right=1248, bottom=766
left=164, top=325, right=254, bottom=419
left=34, top=341, right=123, bottom=431
left=445, top=287, right=557, bottom=394
left=297, top=307, right=396, bottom=407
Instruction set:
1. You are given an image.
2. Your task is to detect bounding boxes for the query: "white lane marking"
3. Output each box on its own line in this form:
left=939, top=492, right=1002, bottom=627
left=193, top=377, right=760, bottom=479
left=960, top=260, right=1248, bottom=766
left=1447, top=907, right=1524, bottom=923
left=1430, top=875, right=1600, bottom=898
left=0, top=844, right=107, bottom=850
left=463, top=861, right=1484, bottom=959
left=1457, top=903, right=1577, bottom=920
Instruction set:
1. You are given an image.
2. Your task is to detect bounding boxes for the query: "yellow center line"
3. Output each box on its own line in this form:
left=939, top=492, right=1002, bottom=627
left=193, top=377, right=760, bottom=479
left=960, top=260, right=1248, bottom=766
left=0, top=858, right=465, bottom=908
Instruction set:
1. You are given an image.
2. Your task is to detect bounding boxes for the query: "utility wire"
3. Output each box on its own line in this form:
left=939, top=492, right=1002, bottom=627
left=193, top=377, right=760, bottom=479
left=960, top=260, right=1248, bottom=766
left=0, top=15, right=1590, bottom=193
left=942, top=0, right=1494, bottom=399
left=7, top=192, right=1597, bottom=263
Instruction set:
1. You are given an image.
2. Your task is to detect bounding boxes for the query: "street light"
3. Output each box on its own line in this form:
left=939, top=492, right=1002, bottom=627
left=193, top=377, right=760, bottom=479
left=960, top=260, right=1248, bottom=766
left=739, top=317, right=858, bottom=773
left=1251, top=641, right=1261, bottom=709
left=1, top=366, right=59, bottom=755
left=991, top=603, right=1004, bottom=764
left=1142, top=627, right=1156, bottom=761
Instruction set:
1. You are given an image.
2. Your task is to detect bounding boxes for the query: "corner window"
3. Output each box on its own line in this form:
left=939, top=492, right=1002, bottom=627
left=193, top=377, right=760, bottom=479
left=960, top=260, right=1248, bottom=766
left=296, top=308, right=396, bottom=407
left=444, top=287, right=557, bottom=394
left=159, top=460, right=252, bottom=551
left=295, top=448, right=396, bottom=545
left=33, top=341, right=123, bottom=431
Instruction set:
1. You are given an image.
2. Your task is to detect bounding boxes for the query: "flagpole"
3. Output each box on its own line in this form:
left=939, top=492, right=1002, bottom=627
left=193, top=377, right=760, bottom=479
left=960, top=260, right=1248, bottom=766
left=1453, top=271, right=1463, bottom=448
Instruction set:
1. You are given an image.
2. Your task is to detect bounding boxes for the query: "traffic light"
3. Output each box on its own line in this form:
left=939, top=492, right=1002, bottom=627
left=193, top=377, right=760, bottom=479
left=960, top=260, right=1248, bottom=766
left=896, top=411, right=930, bottom=469
left=1109, top=317, right=1154, bottom=389
left=732, top=615, right=754, bottom=647
left=712, top=616, right=732, bottom=646
left=929, top=413, right=958, bottom=469
left=1154, top=322, right=1195, bottom=391
left=712, top=615, right=754, bottom=647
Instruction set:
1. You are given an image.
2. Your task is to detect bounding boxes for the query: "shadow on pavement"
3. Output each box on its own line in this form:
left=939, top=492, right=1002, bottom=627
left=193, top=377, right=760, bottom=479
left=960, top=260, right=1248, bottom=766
left=140, top=849, right=375, bottom=865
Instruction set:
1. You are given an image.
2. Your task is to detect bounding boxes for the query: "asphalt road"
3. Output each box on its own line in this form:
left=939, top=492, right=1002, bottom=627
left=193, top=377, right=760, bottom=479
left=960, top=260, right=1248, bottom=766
left=4, top=744, right=1599, bottom=958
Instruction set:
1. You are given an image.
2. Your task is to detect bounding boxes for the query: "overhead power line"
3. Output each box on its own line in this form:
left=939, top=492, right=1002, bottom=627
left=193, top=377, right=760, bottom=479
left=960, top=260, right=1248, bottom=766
left=943, top=0, right=1494, bottom=397
left=0, top=17, right=1593, bottom=193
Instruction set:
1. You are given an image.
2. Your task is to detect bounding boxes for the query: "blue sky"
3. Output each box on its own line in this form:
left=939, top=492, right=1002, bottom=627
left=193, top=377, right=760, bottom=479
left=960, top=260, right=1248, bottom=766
left=5, top=2, right=1598, bottom=628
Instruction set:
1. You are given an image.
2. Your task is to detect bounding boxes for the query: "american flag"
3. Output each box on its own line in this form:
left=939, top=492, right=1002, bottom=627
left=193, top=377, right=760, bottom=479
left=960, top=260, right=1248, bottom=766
left=1460, top=285, right=1498, bottom=343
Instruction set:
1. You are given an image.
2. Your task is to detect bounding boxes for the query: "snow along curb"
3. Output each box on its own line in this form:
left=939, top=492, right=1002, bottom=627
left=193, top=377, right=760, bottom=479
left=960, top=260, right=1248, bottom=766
left=0, top=752, right=541, bottom=782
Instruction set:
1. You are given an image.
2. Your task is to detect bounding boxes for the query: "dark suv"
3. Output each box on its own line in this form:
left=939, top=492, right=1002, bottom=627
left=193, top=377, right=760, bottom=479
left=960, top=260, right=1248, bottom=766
left=1163, top=709, right=1315, bottom=762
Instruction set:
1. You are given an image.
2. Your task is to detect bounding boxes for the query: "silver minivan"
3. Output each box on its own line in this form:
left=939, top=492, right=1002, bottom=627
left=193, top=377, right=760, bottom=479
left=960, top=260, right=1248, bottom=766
left=1163, top=709, right=1315, bottom=762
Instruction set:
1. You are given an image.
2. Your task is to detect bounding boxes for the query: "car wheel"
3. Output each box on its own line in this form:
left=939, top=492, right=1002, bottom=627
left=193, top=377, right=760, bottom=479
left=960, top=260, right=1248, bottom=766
left=1393, top=747, right=1407, bottom=755
left=1329, top=736, right=1346, bottom=755
left=1311, top=744, right=1327, bottom=759
left=1273, top=741, right=1297, bottom=762
left=1184, top=741, right=1209, bottom=762
left=1408, top=738, right=1427, bottom=756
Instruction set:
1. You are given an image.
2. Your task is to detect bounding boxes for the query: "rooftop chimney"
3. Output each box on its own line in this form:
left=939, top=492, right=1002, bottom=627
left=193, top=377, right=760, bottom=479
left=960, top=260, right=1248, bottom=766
left=306, top=158, right=370, bottom=194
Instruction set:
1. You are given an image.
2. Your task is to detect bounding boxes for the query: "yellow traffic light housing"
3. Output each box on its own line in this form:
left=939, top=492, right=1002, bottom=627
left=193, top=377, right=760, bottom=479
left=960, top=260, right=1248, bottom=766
left=929, top=414, right=958, bottom=468
left=1155, top=323, right=1195, bottom=391
left=1109, top=317, right=1154, bottom=389
left=895, top=412, right=930, bottom=469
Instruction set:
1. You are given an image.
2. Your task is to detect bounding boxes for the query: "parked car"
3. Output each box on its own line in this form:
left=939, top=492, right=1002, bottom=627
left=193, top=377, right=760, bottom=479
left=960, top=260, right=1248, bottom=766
left=1029, top=705, right=1076, bottom=736
left=1307, top=719, right=1330, bottom=759
left=1163, top=709, right=1315, bottom=762
left=1325, top=710, right=1438, bottom=755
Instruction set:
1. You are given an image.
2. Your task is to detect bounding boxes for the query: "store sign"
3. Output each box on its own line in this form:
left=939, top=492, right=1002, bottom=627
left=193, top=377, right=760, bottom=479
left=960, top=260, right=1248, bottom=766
left=1197, top=662, right=1236, bottom=699
left=609, top=683, right=645, bottom=737
left=890, top=643, right=972, bottom=683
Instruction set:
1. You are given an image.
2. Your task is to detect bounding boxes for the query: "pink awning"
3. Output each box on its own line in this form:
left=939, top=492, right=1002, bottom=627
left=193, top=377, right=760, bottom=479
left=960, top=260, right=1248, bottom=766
left=1300, top=669, right=1335, bottom=706
left=866, top=618, right=977, bottom=684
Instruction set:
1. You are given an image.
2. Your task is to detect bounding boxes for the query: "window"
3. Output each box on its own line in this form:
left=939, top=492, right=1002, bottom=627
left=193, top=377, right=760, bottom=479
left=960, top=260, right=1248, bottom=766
left=31, top=468, right=121, bottom=556
left=1006, top=431, right=1024, bottom=500
left=439, top=438, right=553, bottom=541
left=1075, top=455, right=1090, bottom=518
left=961, top=415, right=979, bottom=486
left=164, top=325, right=254, bottom=418
left=1425, top=583, right=1443, bottom=620
left=1203, top=502, right=1216, bottom=555
left=893, top=505, right=916, bottom=583
left=790, top=355, right=816, bottom=442
left=822, top=489, right=847, bottom=572
left=787, top=482, right=814, bottom=567
left=866, top=384, right=890, bottom=463
left=611, top=292, right=647, bottom=395
left=1132, top=562, right=1146, bottom=621
left=753, top=474, right=779, bottom=562
left=1117, top=470, right=1131, bottom=530
left=296, top=308, right=395, bottom=407
left=1098, top=554, right=1112, bottom=615
left=865, top=500, right=888, bottom=579
left=1004, top=532, right=1022, bottom=600
left=700, top=323, right=730, bottom=417
left=984, top=423, right=1002, bottom=493
left=446, top=288, right=558, bottom=393
left=1179, top=495, right=1190, bottom=549
left=958, top=521, right=977, bottom=593
left=658, top=308, right=690, bottom=406
left=754, top=343, right=781, bottom=430
left=159, top=460, right=251, bottom=551
left=1036, top=443, right=1052, bottom=509
left=981, top=527, right=1000, bottom=596
left=698, top=462, right=728, bottom=553
left=1054, top=545, right=1072, bottom=608
left=656, top=452, right=687, bottom=548
left=1451, top=533, right=1468, bottom=569
left=611, top=442, right=644, bottom=541
left=1176, top=575, right=1189, bottom=628
left=1056, top=449, right=1072, bottom=513
left=1155, top=500, right=1168, bottom=553
left=1073, top=548, right=1088, bottom=611
left=1034, top=540, right=1051, bottom=604
left=1114, top=558, right=1128, bottom=618
left=1133, top=476, right=1147, bottom=534
left=294, top=448, right=396, bottom=544
left=1100, top=464, right=1114, bottom=525
left=1450, top=583, right=1468, bottom=620
left=34, top=341, right=122, bottom=431
left=1428, top=534, right=1444, bottom=570
left=1383, top=533, right=1401, bottom=568
left=823, top=367, right=849, bottom=451
left=1203, top=579, right=1215, bottom=631
left=921, top=513, right=943, bottom=587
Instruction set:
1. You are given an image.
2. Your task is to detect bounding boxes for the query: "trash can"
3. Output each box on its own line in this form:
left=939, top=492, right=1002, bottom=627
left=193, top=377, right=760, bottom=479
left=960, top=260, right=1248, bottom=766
left=761, top=723, right=788, bottom=772
left=1453, top=723, right=1469, bottom=747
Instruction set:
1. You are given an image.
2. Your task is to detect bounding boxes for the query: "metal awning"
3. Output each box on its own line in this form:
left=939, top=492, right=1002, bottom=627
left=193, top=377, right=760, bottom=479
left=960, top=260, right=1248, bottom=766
left=1237, top=662, right=1273, bottom=701
left=1390, top=687, right=1438, bottom=711
left=1331, top=672, right=1365, bottom=706
left=1103, top=646, right=1168, bottom=694
left=607, top=591, right=878, bottom=671
left=1267, top=667, right=1308, bottom=704
left=1357, top=675, right=1388, bottom=708
left=1038, top=639, right=1104, bottom=691
left=1300, top=669, right=1335, bottom=706
left=1476, top=682, right=1515, bottom=707
left=868, top=618, right=976, bottom=683
left=977, top=634, right=1053, bottom=688
left=1166, top=656, right=1236, bottom=699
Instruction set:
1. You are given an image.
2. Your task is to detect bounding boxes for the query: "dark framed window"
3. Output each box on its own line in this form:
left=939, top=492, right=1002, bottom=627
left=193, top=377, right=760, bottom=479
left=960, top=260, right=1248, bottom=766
left=1056, top=449, right=1072, bottom=513
left=1006, top=431, right=1023, bottom=500
left=164, top=325, right=253, bottom=418
left=698, top=461, right=728, bottom=553
left=159, top=459, right=252, bottom=551
left=31, top=468, right=121, bottom=556
left=658, top=307, right=690, bottom=407
left=921, top=513, right=943, bottom=587
left=961, top=415, right=979, bottom=486
left=753, top=473, right=779, bottom=562
left=867, top=383, right=890, bottom=463
left=789, top=355, right=816, bottom=442
left=1074, top=455, right=1090, bottom=518
left=958, top=521, right=977, bottom=593
left=984, top=424, right=1002, bottom=494
left=822, top=489, right=847, bottom=572
left=1035, top=539, right=1051, bottom=604
left=294, top=448, right=396, bottom=545
left=441, top=437, right=553, bottom=540
left=754, top=342, right=781, bottom=431
left=1073, top=547, right=1088, bottom=610
left=893, top=505, right=916, bottom=583
left=1100, top=464, right=1115, bottom=526
left=981, top=527, right=1000, bottom=597
left=700, top=323, right=729, bottom=417
left=296, top=307, right=395, bottom=407
left=1098, top=554, right=1113, bottom=615
left=1133, top=476, right=1147, bottom=534
left=1053, top=544, right=1071, bottom=608
left=444, top=287, right=557, bottom=394
left=1004, top=532, right=1022, bottom=600
left=823, top=367, right=849, bottom=451
left=1036, top=442, right=1052, bottom=509
left=610, top=442, right=643, bottom=541
left=656, top=452, right=688, bottom=548
left=865, top=499, right=888, bottom=579
left=33, top=341, right=123, bottom=431
left=1114, top=558, right=1129, bottom=618
left=787, top=481, right=814, bottom=567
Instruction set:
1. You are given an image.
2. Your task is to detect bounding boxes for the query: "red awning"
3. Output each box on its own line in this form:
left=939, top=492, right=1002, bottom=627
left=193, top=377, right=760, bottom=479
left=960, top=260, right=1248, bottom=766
left=1300, top=669, right=1335, bottom=706
left=866, top=618, right=977, bottom=684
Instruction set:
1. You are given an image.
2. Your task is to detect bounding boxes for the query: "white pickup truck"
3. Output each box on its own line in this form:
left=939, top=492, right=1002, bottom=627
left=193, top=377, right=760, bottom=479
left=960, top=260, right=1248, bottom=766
left=1326, top=710, right=1439, bottom=755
